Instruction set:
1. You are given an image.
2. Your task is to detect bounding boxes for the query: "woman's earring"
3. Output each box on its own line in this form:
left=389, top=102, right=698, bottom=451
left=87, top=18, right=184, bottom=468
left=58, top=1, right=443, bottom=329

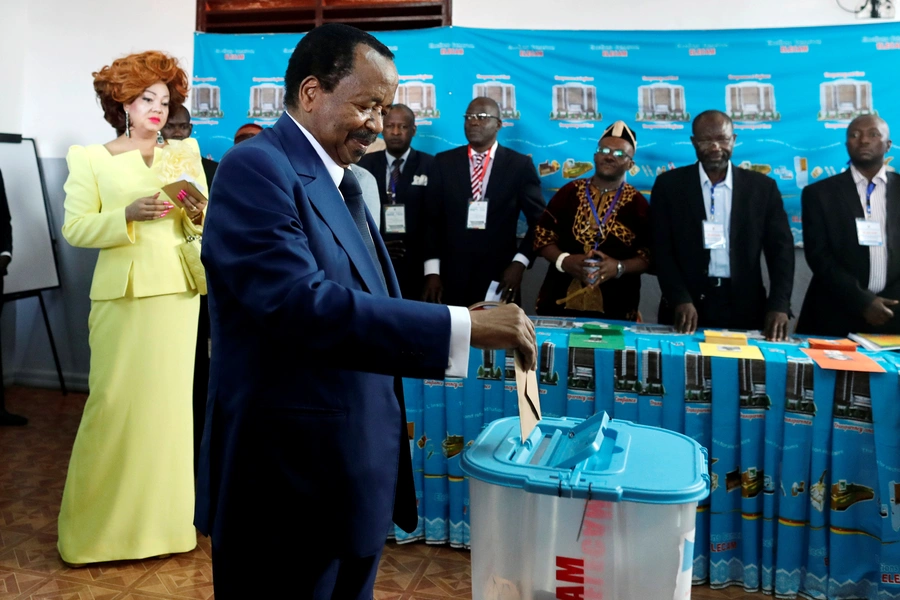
left=157, top=130, right=164, bottom=145
left=124, top=111, right=131, bottom=138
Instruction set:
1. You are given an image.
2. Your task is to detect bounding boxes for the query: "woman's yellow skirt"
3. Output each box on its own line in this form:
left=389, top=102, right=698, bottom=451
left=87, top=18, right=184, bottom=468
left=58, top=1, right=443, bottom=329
left=58, top=291, right=199, bottom=563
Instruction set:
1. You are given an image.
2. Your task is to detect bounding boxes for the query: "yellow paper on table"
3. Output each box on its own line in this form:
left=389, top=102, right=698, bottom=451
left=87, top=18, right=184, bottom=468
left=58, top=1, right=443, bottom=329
left=699, top=342, right=764, bottom=360
left=703, top=330, right=748, bottom=346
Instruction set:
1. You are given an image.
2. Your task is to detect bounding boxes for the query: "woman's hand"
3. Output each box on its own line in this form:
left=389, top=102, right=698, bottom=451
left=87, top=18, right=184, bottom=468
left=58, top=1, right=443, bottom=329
left=178, top=189, right=207, bottom=224
left=125, top=193, right=172, bottom=222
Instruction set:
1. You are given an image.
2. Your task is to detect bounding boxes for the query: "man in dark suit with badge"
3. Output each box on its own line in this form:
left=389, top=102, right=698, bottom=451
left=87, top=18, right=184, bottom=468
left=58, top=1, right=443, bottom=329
left=650, top=109, right=795, bottom=339
left=798, top=115, right=900, bottom=337
left=358, top=104, right=433, bottom=300
left=422, top=97, right=546, bottom=308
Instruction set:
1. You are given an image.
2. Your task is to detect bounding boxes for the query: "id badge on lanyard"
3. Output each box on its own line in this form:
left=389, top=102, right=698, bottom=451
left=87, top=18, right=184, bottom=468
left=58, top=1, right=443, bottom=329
left=857, top=181, right=884, bottom=246
left=703, top=222, right=727, bottom=249
left=703, top=183, right=727, bottom=249
left=384, top=205, right=407, bottom=233
left=467, top=199, right=488, bottom=230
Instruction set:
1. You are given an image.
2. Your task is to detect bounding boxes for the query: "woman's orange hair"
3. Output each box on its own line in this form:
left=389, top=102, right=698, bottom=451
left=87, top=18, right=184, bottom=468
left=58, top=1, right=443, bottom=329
left=92, top=51, right=189, bottom=134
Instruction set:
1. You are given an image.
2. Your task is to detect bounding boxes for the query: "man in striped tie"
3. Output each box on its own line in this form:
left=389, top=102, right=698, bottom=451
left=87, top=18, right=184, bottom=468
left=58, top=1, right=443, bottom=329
left=422, top=96, right=546, bottom=308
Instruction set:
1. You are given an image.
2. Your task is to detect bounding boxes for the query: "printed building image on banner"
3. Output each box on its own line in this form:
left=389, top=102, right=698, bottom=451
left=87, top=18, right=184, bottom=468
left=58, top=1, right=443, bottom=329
left=726, top=82, right=779, bottom=122
left=819, top=78, right=875, bottom=121
left=192, top=23, right=900, bottom=248
left=192, top=83, right=223, bottom=118
left=473, top=80, right=519, bottom=119
left=685, top=352, right=712, bottom=403
left=550, top=81, right=600, bottom=121
left=739, top=358, right=769, bottom=502
left=568, top=346, right=595, bottom=391
left=248, top=83, right=285, bottom=119
left=395, top=79, right=439, bottom=118
left=785, top=359, right=816, bottom=417
left=613, top=348, right=638, bottom=393
left=739, top=358, right=771, bottom=410
left=636, top=82, right=689, bottom=122
left=539, top=339, right=557, bottom=384
left=640, top=347, right=664, bottom=396
left=833, top=370, right=874, bottom=424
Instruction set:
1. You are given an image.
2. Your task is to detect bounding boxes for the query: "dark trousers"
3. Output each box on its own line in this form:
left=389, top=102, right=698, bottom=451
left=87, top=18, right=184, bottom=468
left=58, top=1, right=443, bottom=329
left=193, top=295, right=210, bottom=476
left=660, top=278, right=762, bottom=331
left=211, top=537, right=382, bottom=599
left=697, top=278, right=735, bottom=329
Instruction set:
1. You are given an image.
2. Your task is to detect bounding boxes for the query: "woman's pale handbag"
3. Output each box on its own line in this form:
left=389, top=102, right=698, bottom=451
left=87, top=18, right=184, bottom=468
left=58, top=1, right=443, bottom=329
left=180, top=217, right=206, bottom=295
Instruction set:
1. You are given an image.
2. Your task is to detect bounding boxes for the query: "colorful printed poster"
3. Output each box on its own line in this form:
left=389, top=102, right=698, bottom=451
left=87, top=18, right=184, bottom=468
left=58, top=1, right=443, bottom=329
left=194, top=22, right=900, bottom=246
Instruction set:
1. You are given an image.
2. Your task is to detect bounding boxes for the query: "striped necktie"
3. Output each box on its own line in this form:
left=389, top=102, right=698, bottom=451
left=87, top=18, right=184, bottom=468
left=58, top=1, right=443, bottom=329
left=471, top=152, right=487, bottom=200
left=389, top=157, right=403, bottom=203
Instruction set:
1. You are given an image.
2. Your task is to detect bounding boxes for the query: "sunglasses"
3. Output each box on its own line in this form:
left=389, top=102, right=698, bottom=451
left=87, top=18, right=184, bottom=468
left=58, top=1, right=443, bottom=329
left=464, top=113, right=501, bottom=122
left=596, top=147, right=633, bottom=159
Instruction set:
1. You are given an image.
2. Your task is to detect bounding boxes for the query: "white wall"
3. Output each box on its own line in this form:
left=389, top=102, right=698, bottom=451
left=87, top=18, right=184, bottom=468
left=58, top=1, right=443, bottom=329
left=2, top=0, right=196, bottom=158
left=453, top=0, right=894, bottom=30
left=0, top=3, right=28, bottom=135
left=0, top=0, right=198, bottom=394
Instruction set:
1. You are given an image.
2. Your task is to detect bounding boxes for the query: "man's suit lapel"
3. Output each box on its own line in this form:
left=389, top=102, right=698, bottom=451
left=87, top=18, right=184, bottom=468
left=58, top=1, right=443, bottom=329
left=729, top=165, right=746, bottom=270
left=483, top=145, right=508, bottom=202
left=836, top=169, right=869, bottom=281
left=452, top=147, right=471, bottom=208
left=886, top=172, right=900, bottom=276
left=272, top=114, right=388, bottom=297
left=369, top=211, right=403, bottom=298
left=484, top=146, right=510, bottom=224
left=685, top=164, right=710, bottom=263
left=838, top=170, right=865, bottom=220
left=371, top=151, right=389, bottom=207
left=396, top=149, right=418, bottom=197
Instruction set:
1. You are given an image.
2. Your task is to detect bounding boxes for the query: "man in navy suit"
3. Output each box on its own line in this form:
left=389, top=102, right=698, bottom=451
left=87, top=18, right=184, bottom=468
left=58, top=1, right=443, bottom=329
left=358, top=104, right=433, bottom=299
left=195, top=24, right=536, bottom=599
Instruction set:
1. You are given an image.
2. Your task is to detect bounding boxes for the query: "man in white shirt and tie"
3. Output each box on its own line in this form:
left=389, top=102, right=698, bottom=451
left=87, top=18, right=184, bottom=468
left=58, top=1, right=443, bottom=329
left=798, top=115, right=900, bottom=337
left=422, top=97, right=546, bottom=308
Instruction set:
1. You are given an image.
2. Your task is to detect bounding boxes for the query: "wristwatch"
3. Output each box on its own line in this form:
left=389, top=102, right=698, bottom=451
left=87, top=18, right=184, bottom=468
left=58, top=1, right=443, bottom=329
left=615, top=261, right=625, bottom=279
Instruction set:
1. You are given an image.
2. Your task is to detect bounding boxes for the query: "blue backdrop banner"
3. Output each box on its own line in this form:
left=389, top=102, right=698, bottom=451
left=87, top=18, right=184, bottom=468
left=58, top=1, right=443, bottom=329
left=192, top=23, right=900, bottom=247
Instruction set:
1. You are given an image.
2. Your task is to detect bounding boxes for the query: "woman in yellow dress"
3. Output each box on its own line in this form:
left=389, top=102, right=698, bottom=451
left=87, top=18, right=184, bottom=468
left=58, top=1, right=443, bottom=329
left=58, top=51, right=208, bottom=566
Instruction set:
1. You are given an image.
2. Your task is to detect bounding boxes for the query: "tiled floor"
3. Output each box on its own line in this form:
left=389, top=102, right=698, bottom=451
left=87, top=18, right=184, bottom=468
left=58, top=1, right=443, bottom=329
left=0, top=386, right=765, bottom=599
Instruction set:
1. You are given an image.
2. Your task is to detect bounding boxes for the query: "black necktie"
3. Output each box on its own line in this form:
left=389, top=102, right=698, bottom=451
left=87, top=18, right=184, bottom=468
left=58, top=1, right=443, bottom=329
left=339, top=169, right=386, bottom=292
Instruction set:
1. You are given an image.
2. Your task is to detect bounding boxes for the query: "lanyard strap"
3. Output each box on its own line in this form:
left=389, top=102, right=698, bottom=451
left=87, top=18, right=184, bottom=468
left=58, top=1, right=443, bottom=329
left=865, top=181, right=876, bottom=218
left=709, top=182, right=719, bottom=217
left=585, top=182, right=625, bottom=250
left=468, top=146, right=492, bottom=201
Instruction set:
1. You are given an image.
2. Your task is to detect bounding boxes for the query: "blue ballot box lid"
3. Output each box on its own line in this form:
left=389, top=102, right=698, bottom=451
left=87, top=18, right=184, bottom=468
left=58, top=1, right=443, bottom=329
left=461, top=412, right=710, bottom=504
